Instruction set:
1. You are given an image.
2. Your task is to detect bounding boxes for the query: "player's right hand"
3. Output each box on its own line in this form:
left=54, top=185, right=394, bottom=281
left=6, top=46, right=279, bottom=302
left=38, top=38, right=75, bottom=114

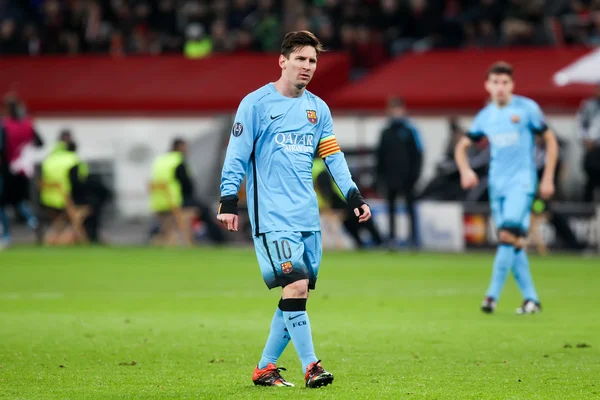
left=217, top=213, right=238, bottom=232
left=460, top=169, right=479, bottom=190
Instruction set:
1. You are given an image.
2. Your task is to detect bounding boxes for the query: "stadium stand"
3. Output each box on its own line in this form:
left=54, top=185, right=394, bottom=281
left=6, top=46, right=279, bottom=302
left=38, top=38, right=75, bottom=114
left=1, top=0, right=600, bottom=66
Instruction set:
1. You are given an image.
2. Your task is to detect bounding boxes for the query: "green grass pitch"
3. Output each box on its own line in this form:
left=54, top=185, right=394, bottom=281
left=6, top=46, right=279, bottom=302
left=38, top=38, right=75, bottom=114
left=1, top=247, right=599, bottom=399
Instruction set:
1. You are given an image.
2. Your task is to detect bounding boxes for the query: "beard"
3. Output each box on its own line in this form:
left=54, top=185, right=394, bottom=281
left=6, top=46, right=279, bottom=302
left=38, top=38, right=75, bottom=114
left=294, top=82, right=307, bottom=90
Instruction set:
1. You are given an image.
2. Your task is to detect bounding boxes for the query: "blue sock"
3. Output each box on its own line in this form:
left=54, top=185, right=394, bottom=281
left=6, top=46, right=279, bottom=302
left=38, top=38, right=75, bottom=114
left=258, top=306, right=291, bottom=369
left=0, top=207, right=10, bottom=239
left=486, top=244, right=516, bottom=301
left=280, top=298, right=317, bottom=373
left=512, top=248, right=539, bottom=302
left=16, top=201, right=38, bottom=229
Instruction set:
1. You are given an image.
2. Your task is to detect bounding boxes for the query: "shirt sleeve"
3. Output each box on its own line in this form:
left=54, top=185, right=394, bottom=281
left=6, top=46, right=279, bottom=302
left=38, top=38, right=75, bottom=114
left=527, top=99, right=548, bottom=135
left=220, top=97, right=260, bottom=199
left=317, top=104, right=358, bottom=199
left=466, top=112, right=485, bottom=142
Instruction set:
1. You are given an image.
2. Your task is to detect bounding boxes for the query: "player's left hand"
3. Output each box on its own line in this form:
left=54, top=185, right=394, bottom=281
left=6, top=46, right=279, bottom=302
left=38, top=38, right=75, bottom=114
left=354, top=204, right=371, bottom=223
left=539, top=179, right=555, bottom=200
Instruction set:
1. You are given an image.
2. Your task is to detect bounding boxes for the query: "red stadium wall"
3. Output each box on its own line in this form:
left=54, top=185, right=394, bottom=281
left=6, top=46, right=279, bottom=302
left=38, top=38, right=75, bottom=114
left=327, top=47, right=597, bottom=112
left=0, top=48, right=595, bottom=114
left=0, top=53, right=350, bottom=114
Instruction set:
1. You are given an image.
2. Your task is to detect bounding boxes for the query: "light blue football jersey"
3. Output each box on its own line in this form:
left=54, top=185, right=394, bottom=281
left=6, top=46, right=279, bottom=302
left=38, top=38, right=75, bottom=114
left=220, top=83, right=358, bottom=236
left=467, top=95, right=547, bottom=197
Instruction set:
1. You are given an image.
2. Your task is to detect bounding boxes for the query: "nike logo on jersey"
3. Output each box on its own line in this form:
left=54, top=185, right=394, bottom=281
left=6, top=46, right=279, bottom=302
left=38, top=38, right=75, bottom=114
left=270, top=114, right=284, bottom=120
left=288, top=313, right=305, bottom=320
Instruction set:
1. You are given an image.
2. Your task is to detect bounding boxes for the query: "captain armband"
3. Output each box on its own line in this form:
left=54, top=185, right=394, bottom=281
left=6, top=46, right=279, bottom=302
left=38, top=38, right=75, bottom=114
left=317, top=136, right=341, bottom=158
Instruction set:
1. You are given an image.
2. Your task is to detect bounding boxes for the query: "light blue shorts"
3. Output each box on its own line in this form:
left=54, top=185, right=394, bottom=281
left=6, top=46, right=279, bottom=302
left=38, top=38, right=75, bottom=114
left=490, top=192, right=534, bottom=236
left=253, top=231, right=322, bottom=290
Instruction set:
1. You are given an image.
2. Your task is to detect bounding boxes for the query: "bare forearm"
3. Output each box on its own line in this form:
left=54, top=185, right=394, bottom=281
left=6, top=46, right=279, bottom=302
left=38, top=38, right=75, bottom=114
left=542, top=130, right=558, bottom=183
left=454, top=137, right=472, bottom=174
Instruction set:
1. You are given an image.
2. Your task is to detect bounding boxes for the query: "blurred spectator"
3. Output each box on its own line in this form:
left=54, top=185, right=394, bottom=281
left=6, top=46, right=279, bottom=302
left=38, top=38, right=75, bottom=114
left=229, top=0, right=254, bottom=30
left=0, top=0, right=595, bottom=71
left=576, top=83, right=600, bottom=202
left=376, top=97, right=423, bottom=248
left=38, top=130, right=104, bottom=245
left=353, top=24, right=388, bottom=72
left=0, top=94, right=43, bottom=247
left=210, top=18, right=234, bottom=52
left=184, top=23, right=211, bottom=58
left=502, top=0, right=549, bottom=46
left=232, top=27, right=256, bottom=53
left=374, top=0, right=402, bottom=55
left=475, top=20, right=502, bottom=47
left=247, top=0, right=280, bottom=51
left=149, top=137, right=226, bottom=245
left=315, top=20, right=340, bottom=50
left=588, top=7, right=600, bottom=45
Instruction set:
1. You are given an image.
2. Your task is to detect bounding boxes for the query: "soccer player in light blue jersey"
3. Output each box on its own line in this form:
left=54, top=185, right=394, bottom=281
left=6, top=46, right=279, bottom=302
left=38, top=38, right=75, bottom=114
left=217, top=31, right=371, bottom=388
left=455, top=62, right=558, bottom=315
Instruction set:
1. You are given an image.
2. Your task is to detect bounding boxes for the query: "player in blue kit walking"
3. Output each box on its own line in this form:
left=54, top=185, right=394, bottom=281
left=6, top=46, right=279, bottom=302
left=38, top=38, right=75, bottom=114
left=455, top=62, right=558, bottom=315
left=217, top=31, right=371, bottom=388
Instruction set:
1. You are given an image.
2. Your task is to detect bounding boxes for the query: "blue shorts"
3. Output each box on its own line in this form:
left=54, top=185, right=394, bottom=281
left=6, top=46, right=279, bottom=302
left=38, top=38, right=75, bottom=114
left=253, top=231, right=322, bottom=290
left=490, top=192, right=534, bottom=236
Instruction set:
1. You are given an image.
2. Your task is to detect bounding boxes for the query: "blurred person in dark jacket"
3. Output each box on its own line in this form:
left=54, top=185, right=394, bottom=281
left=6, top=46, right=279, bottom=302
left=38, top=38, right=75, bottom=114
left=376, top=97, right=423, bottom=248
left=576, top=83, right=600, bottom=202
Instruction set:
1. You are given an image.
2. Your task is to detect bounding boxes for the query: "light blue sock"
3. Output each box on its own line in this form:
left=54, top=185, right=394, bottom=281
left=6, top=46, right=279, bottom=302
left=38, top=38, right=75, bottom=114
left=16, top=201, right=38, bottom=229
left=486, top=244, right=516, bottom=301
left=258, top=307, right=290, bottom=369
left=0, top=207, right=10, bottom=239
left=512, top=248, right=539, bottom=302
left=281, top=299, right=317, bottom=373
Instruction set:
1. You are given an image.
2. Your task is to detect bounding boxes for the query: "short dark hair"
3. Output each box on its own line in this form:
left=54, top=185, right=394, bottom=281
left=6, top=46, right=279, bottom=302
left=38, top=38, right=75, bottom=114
left=171, top=137, right=186, bottom=151
left=388, top=96, right=405, bottom=109
left=58, top=128, right=73, bottom=142
left=4, top=93, right=20, bottom=118
left=487, top=61, right=513, bottom=79
left=281, top=30, right=324, bottom=59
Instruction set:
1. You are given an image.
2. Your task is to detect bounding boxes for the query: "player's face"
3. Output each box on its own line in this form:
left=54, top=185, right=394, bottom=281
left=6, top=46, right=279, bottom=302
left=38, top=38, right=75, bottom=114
left=485, top=73, right=514, bottom=105
left=280, top=46, right=317, bottom=90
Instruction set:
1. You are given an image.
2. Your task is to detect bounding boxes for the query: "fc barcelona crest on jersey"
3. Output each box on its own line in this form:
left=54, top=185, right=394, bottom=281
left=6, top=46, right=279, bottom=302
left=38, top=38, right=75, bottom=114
left=511, top=114, right=520, bottom=123
left=306, top=110, right=318, bottom=124
left=281, top=261, right=293, bottom=274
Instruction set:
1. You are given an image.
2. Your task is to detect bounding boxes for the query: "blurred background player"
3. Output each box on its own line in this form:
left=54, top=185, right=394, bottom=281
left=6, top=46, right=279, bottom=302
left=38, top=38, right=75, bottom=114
left=313, top=156, right=382, bottom=249
left=0, top=94, right=43, bottom=247
left=376, top=96, right=423, bottom=249
left=455, top=62, right=558, bottom=315
left=217, top=31, right=370, bottom=388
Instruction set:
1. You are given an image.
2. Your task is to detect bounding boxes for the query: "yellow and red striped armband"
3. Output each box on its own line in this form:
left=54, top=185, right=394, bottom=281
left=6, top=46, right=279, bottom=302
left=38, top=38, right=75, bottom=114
left=317, top=136, right=341, bottom=158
